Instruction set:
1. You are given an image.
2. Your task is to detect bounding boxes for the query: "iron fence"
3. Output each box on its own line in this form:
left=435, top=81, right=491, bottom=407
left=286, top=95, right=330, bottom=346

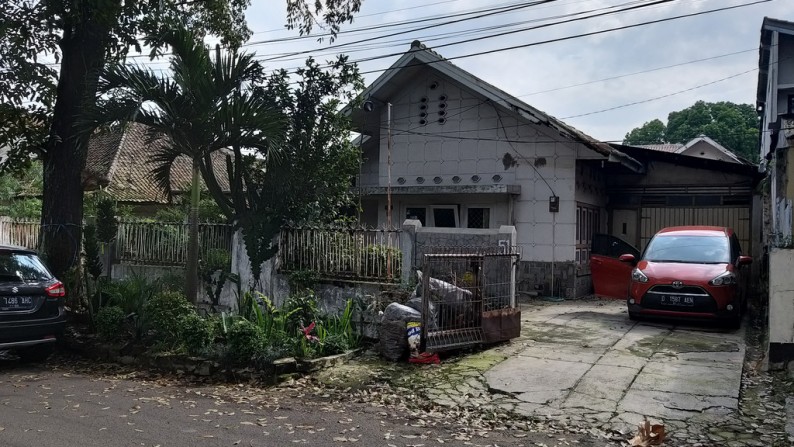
left=0, top=218, right=40, bottom=249
left=114, top=221, right=234, bottom=266
left=421, top=246, right=520, bottom=352
left=278, top=226, right=401, bottom=282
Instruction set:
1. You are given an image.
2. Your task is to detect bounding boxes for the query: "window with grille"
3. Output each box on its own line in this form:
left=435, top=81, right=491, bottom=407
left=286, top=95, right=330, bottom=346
left=467, top=208, right=490, bottom=228
left=576, top=204, right=601, bottom=267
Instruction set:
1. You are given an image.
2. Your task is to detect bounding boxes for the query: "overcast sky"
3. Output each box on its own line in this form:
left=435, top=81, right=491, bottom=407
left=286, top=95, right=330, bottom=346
left=147, top=0, right=790, bottom=142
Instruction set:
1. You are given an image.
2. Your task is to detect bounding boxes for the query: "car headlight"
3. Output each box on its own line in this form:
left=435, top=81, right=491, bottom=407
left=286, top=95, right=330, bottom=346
left=631, top=268, right=648, bottom=283
left=709, top=271, right=737, bottom=286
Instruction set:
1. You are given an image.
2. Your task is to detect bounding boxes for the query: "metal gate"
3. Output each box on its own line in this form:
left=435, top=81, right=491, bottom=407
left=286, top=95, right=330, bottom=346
left=421, top=247, right=520, bottom=352
left=640, top=207, right=751, bottom=251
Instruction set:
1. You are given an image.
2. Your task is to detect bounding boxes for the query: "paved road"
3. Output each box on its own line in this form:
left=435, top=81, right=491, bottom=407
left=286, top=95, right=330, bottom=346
left=0, top=356, right=589, bottom=447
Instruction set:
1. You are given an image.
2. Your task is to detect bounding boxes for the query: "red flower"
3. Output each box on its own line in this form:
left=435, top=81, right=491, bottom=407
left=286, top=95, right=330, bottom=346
left=301, top=322, right=319, bottom=342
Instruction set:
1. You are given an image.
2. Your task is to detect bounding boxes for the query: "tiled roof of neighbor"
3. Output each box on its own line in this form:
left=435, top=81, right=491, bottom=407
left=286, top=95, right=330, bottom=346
left=84, top=122, right=231, bottom=203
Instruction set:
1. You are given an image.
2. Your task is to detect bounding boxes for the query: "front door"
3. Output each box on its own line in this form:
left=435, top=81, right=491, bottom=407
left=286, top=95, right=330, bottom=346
left=590, top=234, right=640, bottom=300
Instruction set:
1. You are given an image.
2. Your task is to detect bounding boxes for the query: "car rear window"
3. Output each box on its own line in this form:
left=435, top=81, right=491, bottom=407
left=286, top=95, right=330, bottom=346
left=643, top=235, right=730, bottom=264
left=0, top=252, right=53, bottom=282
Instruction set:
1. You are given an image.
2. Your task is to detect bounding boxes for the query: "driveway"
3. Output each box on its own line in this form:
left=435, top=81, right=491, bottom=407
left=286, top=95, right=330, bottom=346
left=411, top=298, right=789, bottom=444
left=478, top=300, right=755, bottom=439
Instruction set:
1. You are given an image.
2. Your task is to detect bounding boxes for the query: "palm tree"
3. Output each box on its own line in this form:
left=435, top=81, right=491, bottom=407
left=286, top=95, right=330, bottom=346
left=87, top=27, right=284, bottom=303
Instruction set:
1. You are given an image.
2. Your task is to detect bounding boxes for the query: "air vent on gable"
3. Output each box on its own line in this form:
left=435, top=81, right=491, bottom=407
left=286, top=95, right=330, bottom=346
left=397, top=177, right=406, bottom=185
left=433, top=176, right=442, bottom=184
left=471, top=175, right=481, bottom=183
left=416, top=177, right=425, bottom=184
left=452, top=176, right=461, bottom=184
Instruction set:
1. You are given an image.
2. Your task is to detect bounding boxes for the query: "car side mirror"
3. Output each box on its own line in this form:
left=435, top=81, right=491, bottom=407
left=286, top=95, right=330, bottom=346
left=737, top=255, right=752, bottom=266
left=618, top=254, right=636, bottom=264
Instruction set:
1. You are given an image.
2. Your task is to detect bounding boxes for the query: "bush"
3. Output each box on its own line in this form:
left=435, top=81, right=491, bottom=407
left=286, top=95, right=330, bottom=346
left=94, top=306, right=126, bottom=340
left=103, top=275, right=163, bottom=339
left=226, top=319, right=265, bottom=364
left=143, top=291, right=195, bottom=338
left=178, top=313, right=215, bottom=356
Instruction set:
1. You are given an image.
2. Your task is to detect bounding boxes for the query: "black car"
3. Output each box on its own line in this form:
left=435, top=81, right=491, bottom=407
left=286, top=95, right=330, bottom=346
left=0, top=244, right=67, bottom=361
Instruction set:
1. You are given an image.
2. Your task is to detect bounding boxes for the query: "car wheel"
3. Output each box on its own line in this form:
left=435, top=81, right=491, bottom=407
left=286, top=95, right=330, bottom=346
left=17, top=344, right=54, bottom=362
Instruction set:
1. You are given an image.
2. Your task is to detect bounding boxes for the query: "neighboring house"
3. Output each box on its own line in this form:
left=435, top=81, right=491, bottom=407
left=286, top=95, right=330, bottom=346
left=757, top=17, right=794, bottom=369
left=83, top=122, right=231, bottom=215
left=637, top=134, right=745, bottom=164
left=346, top=41, right=761, bottom=298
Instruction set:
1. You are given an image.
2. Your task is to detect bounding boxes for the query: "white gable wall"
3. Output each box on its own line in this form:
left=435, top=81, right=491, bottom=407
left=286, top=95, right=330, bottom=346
left=363, top=69, right=593, bottom=263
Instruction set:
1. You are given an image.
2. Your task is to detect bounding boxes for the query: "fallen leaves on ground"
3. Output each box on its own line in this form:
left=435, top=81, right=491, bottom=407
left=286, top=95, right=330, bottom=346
left=628, top=416, right=665, bottom=446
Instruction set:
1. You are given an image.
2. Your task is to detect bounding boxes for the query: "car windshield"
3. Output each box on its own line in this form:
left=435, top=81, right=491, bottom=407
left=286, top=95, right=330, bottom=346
left=643, top=235, right=730, bottom=264
left=0, top=252, right=53, bottom=282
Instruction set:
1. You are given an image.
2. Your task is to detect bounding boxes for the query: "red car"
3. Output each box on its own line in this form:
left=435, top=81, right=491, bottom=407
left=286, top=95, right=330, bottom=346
left=591, top=226, right=752, bottom=327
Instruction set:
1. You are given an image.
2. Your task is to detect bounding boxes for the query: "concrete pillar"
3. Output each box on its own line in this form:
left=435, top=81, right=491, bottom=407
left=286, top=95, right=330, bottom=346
left=400, top=219, right=422, bottom=284
left=498, top=225, right=517, bottom=306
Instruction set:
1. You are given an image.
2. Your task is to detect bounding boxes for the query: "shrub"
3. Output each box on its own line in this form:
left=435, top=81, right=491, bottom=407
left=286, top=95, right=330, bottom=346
left=94, top=306, right=126, bottom=340
left=143, top=291, right=195, bottom=339
left=282, top=292, right=319, bottom=334
left=226, top=319, right=265, bottom=364
left=178, top=313, right=215, bottom=356
left=104, top=275, right=163, bottom=339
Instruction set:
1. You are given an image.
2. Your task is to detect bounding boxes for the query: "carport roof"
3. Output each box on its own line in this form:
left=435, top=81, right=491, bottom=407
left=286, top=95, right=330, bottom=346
left=609, top=143, right=763, bottom=184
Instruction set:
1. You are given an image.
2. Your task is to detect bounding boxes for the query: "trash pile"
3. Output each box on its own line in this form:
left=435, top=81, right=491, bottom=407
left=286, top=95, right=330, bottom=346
left=378, top=270, right=474, bottom=364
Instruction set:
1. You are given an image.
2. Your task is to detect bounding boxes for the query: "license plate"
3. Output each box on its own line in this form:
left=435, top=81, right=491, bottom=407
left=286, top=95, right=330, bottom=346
left=1, top=296, right=35, bottom=310
left=660, top=295, right=694, bottom=307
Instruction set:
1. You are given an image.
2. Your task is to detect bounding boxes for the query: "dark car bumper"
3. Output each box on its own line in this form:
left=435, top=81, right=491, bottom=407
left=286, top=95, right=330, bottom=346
left=0, top=306, right=67, bottom=349
left=627, top=302, right=739, bottom=323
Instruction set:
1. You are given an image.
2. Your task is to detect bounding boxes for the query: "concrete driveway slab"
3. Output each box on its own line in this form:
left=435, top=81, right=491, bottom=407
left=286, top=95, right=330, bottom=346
left=482, top=300, right=747, bottom=434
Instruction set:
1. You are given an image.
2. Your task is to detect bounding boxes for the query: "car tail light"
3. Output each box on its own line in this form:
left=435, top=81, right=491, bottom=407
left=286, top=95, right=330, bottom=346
left=45, top=281, right=66, bottom=298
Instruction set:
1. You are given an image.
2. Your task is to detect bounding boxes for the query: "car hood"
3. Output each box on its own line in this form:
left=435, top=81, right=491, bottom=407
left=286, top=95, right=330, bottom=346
left=638, top=260, right=730, bottom=282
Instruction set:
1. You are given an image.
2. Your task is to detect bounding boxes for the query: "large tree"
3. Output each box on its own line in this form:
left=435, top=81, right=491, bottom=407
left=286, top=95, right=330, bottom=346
left=623, top=101, right=759, bottom=162
left=0, top=0, right=362, bottom=279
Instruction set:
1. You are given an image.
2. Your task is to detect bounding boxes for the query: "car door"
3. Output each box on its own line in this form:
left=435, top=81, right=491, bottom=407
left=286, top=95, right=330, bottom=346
left=590, top=234, right=640, bottom=300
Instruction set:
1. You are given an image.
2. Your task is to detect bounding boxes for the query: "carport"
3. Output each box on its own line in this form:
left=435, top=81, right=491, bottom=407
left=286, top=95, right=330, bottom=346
left=602, top=144, right=762, bottom=268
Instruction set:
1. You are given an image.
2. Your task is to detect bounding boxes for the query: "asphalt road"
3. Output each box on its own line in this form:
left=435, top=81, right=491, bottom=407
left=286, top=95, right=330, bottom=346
left=0, top=354, right=595, bottom=447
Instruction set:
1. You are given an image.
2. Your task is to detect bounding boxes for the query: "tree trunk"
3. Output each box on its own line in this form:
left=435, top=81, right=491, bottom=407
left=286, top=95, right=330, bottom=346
left=185, top=158, right=201, bottom=304
left=40, top=20, right=107, bottom=279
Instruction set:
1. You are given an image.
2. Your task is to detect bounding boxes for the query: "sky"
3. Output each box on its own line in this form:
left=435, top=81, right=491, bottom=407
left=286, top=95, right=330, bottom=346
left=118, top=0, right=791, bottom=143
left=208, top=0, right=788, bottom=143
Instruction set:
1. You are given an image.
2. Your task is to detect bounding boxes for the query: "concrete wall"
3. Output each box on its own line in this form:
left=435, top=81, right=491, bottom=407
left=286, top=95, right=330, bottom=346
left=768, top=248, right=794, bottom=369
left=357, top=66, right=599, bottom=265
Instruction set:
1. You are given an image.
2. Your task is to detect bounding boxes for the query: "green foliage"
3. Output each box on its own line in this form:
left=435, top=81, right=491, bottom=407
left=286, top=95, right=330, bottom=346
left=153, top=196, right=227, bottom=223
left=623, top=119, right=666, bottom=146
left=315, top=299, right=360, bottom=356
left=95, top=197, right=118, bottom=243
left=94, top=305, right=126, bottom=340
left=0, top=162, right=41, bottom=219
left=178, top=313, right=215, bottom=356
left=143, top=290, right=195, bottom=339
left=83, top=224, right=103, bottom=280
left=103, top=275, right=164, bottom=338
left=283, top=292, right=319, bottom=333
left=288, top=270, right=319, bottom=292
left=623, top=101, right=759, bottom=162
left=234, top=56, right=364, bottom=279
left=226, top=319, right=265, bottom=364
left=201, top=248, right=234, bottom=306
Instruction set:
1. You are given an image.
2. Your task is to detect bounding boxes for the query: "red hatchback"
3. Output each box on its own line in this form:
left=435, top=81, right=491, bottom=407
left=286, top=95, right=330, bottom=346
left=591, top=226, right=752, bottom=327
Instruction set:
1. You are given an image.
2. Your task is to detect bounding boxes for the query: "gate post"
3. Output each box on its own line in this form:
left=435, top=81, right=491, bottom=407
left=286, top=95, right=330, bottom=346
left=498, top=225, right=517, bottom=306
left=400, top=219, right=422, bottom=284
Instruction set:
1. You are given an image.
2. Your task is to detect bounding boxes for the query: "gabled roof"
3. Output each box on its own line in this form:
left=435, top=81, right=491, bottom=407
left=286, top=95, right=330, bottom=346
left=677, top=135, right=743, bottom=163
left=757, top=17, right=794, bottom=107
left=632, top=135, right=745, bottom=164
left=83, top=122, right=231, bottom=203
left=346, top=40, right=616, bottom=158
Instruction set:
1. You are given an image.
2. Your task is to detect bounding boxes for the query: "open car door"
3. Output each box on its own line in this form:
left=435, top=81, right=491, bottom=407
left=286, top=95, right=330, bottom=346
left=590, top=234, right=640, bottom=300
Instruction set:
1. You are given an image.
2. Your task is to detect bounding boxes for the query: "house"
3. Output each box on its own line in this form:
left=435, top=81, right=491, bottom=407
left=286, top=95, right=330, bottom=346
left=757, top=17, right=794, bottom=369
left=346, top=40, right=761, bottom=298
left=636, top=134, right=746, bottom=164
left=83, top=122, right=230, bottom=215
